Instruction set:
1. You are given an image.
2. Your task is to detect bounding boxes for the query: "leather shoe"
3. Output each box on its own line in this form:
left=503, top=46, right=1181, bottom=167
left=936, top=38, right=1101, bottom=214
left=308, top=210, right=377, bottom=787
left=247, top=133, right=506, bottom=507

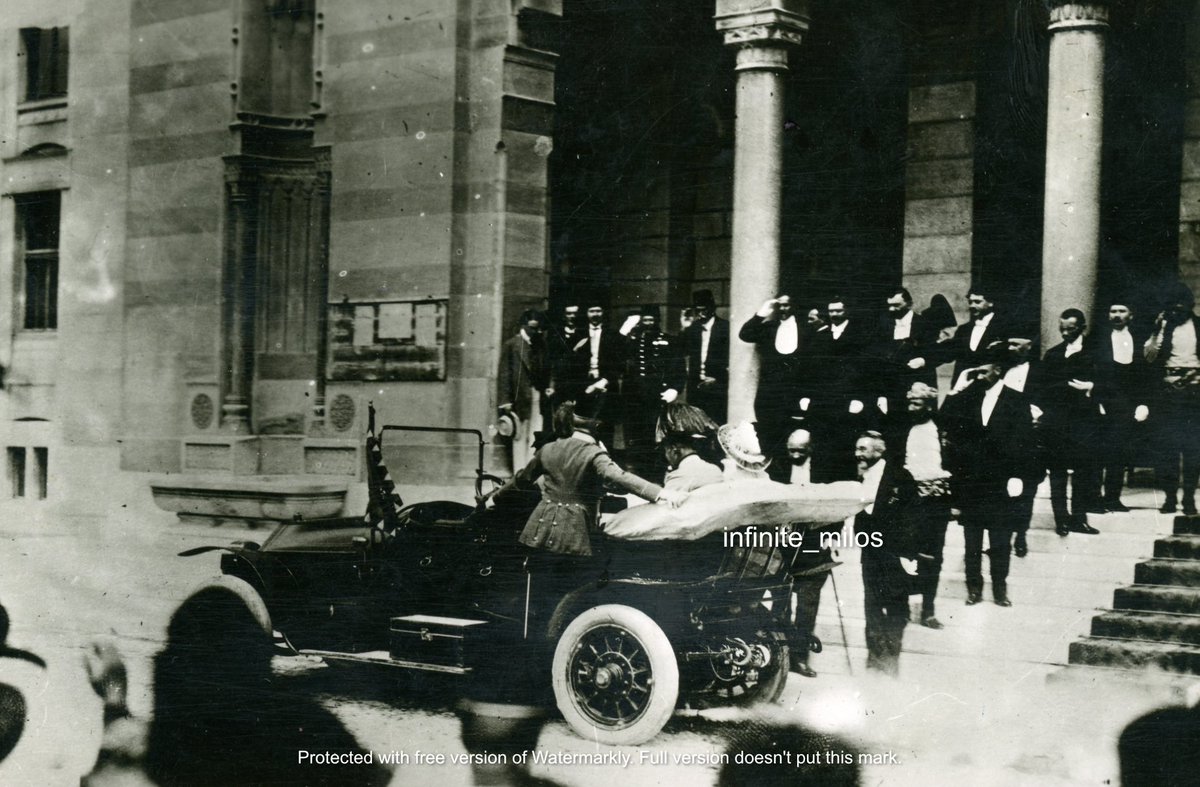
left=791, top=660, right=817, bottom=678
left=966, top=592, right=983, bottom=605
left=1184, top=500, right=1198, bottom=516
left=1161, top=501, right=1178, bottom=514
left=1068, top=520, right=1100, bottom=535
left=1013, top=534, right=1028, bottom=558
left=920, top=615, right=944, bottom=630
left=1106, top=501, right=1131, bottom=513
left=1054, top=520, right=1070, bottom=537
left=993, top=595, right=1013, bottom=607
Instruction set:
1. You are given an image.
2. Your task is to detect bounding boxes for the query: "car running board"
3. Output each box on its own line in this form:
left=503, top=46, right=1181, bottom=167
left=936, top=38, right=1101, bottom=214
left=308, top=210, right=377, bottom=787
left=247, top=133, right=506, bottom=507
left=299, top=648, right=473, bottom=675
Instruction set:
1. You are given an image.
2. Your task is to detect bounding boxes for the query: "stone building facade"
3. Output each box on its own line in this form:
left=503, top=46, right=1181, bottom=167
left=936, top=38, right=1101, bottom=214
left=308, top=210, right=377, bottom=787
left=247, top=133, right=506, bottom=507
left=0, top=0, right=1198, bottom=513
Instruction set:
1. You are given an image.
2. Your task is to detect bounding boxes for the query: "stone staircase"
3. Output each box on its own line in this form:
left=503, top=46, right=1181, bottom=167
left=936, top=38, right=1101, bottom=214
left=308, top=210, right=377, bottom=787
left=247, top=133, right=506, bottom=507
left=1069, top=514, right=1200, bottom=674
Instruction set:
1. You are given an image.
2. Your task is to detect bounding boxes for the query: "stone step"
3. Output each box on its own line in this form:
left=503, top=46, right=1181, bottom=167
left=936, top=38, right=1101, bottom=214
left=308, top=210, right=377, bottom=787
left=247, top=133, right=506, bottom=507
left=1154, top=535, right=1200, bottom=560
left=1175, top=514, right=1200, bottom=535
left=1134, top=559, right=1200, bottom=587
left=1046, top=662, right=1200, bottom=703
left=1090, top=610, right=1200, bottom=646
left=1068, top=636, right=1200, bottom=675
left=1113, top=584, right=1200, bottom=615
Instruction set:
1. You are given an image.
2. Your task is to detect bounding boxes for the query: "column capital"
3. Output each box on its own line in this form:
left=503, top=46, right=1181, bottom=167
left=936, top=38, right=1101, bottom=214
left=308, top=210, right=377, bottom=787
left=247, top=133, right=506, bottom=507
left=1048, top=1, right=1110, bottom=33
left=715, top=0, right=810, bottom=50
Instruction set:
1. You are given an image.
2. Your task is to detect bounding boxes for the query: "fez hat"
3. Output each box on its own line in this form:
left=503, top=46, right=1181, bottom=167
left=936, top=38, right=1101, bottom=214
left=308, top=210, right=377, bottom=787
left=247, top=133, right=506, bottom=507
left=692, top=289, right=717, bottom=309
left=717, top=421, right=770, bottom=472
left=906, top=382, right=938, bottom=401
left=638, top=303, right=661, bottom=319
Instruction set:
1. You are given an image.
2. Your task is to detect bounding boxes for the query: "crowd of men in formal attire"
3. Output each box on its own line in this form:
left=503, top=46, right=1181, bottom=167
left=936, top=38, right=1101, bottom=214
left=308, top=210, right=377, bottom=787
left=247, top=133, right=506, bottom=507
left=498, top=280, right=1200, bottom=676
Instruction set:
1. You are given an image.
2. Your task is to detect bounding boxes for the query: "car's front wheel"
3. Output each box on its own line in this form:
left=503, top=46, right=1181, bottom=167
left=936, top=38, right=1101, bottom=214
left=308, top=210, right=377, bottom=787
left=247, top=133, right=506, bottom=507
left=551, top=604, right=678, bottom=746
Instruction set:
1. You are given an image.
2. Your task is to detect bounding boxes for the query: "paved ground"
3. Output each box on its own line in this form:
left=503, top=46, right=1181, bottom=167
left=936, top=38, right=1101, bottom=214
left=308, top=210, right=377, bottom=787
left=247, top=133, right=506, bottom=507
left=0, top=477, right=1196, bottom=786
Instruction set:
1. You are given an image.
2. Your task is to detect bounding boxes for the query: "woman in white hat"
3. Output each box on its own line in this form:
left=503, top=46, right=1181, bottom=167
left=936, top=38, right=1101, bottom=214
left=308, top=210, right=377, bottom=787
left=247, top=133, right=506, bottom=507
left=717, top=421, right=771, bottom=482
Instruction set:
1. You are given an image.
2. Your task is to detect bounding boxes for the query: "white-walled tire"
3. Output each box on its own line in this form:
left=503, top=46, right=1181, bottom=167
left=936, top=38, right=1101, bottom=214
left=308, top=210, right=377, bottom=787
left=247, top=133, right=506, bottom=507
left=551, top=604, right=679, bottom=745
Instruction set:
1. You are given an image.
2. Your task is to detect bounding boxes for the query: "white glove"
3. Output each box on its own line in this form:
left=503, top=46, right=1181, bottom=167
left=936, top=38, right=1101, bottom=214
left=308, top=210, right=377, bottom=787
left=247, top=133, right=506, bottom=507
left=1068, top=379, right=1094, bottom=395
left=849, top=400, right=864, bottom=415
left=1030, top=404, right=1044, bottom=423
left=1134, top=405, right=1149, bottom=422
left=661, top=389, right=679, bottom=403
left=907, top=357, right=926, bottom=370
left=799, top=397, right=810, bottom=412
left=1098, top=404, right=1106, bottom=416
left=619, top=315, right=641, bottom=336
left=1006, top=478, right=1023, bottom=498
left=756, top=299, right=777, bottom=318
left=876, top=396, right=888, bottom=414
left=656, top=489, right=688, bottom=508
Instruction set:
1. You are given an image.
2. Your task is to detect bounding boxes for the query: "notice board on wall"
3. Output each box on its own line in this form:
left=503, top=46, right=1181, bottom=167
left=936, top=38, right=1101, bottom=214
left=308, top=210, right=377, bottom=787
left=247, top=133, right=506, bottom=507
left=327, top=299, right=447, bottom=382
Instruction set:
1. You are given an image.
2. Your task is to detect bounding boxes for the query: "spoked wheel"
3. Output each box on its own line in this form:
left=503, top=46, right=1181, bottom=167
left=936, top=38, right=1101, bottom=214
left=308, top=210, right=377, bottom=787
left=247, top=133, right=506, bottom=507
left=703, top=629, right=790, bottom=706
left=552, top=604, right=679, bottom=745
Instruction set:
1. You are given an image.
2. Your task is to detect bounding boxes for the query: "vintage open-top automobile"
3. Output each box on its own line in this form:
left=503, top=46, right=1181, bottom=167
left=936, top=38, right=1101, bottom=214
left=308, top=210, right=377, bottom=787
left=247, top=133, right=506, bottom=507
left=182, top=414, right=862, bottom=745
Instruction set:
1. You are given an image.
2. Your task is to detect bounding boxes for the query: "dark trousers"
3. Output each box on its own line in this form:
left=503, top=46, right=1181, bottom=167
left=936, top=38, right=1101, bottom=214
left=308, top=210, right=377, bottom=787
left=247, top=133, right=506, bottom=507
left=1155, top=387, right=1200, bottom=505
left=686, top=381, right=726, bottom=425
left=861, top=550, right=908, bottom=676
left=1012, top=477, right=1039, bottom=536
left=624, top=390, right=665, bottom=478
left=961, top=501, right=1013, bottom=599
left=1100, top=413, right=1136, bottom=504
left=912, top=495, right=950, bottom=617
left=1046, top=438, right=1099, bottom=523
left=790, top=571, right=829, bottom=665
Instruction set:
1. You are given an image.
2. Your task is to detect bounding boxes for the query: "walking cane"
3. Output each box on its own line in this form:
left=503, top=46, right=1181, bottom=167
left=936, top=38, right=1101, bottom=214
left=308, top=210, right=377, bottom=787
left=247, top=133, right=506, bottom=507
left=828, top=563, right=854, bottom=676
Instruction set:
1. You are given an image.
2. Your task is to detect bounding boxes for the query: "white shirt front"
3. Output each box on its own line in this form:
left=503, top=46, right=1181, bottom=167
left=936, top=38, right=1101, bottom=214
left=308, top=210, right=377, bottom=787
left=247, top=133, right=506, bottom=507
left=860, top=459, right=885, bottom=514
left=892, top=311, right=913, bottom=341
left=1004, top=362, right=1031, bottom=393
left=1111, top=328, right=1134, bottom=365
left=588, top=326, right=602, bottom=377
left=775, top=316, right=798, bottom=354
left=969, top=312, right=994, bottom=352
left=1064, top=337, right=1084, bottom=358
left=790, top=461, right=811, bottom=486
left=904, top=420, right=947, bottom=481
left=1167, top=320, right=1200, bottom=368
left=699, top=316, right=715, bottom=377
left=981, top=380, right=1004, bottom=426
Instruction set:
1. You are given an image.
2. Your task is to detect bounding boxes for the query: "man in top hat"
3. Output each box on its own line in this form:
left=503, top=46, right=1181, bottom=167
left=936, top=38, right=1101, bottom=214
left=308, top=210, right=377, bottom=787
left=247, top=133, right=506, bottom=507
left=1093, top=298, right=1151, bottom=512
left=941, top=342, right=1039, bottom=607
left=497, top=310, right=554, bottom=471
left=1144, top=282, right=1200, bottom=515
left=620, top=304, right=685, bottom=477
left=1032, top=308, right=1102, bottom=535
left=682, top=289, right=730, bottom=423
left=739, top=293, right=807, bottom=481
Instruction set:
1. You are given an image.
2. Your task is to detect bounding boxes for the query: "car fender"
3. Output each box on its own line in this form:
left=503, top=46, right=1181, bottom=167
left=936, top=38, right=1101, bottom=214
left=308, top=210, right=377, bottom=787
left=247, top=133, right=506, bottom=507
left=186, top=574, right=273, bottom=639
left=545, top=579, right=689, bottom=641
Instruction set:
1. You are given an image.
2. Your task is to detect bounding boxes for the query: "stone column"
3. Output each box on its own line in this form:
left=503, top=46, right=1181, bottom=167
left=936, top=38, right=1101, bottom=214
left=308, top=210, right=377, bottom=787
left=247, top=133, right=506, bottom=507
left=715, top=0, right=809, bottom=423
left=1040, top=1, right=1109, bottom=350
left=221, top=165, right=253, bottom=433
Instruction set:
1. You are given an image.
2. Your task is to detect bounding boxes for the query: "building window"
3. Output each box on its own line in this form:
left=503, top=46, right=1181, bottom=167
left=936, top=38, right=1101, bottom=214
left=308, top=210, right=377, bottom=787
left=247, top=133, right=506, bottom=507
left=19, top=27, right=69, bottom=102
left=6, top=447, right=48, bottom=499
left=16, top=192, right=60, bottom=331
left=7, top=448, right=25, bottom=498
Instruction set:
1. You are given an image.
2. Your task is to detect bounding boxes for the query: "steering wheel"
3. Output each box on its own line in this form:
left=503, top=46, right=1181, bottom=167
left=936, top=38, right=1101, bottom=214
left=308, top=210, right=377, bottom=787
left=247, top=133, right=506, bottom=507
left=475, top=472, right=507, bottom=507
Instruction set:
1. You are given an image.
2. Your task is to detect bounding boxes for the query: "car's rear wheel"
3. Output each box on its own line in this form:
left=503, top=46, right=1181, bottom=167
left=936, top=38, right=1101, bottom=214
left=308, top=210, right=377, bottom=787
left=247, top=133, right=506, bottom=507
left=552, top=604, right=678, bottom=745
left=705, top=629, right=789, bottom=706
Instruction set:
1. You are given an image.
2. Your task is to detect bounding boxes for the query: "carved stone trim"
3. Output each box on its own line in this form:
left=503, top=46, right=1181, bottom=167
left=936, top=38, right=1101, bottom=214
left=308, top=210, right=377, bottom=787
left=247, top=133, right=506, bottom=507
left=715, top=3, right=809, bottom=49
left=1048, top=2, right=1110, bottom=31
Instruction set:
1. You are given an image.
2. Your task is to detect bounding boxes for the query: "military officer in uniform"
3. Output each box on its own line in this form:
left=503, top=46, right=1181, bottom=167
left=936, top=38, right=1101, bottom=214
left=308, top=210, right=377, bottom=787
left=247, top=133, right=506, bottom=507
left=620, top=305, right=685, bottom=477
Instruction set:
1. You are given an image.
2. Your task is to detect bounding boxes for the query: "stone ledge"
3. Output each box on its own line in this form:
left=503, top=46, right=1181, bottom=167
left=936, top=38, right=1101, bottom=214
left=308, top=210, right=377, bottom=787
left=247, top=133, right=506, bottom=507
left=150, top=474, right=350, bottom=525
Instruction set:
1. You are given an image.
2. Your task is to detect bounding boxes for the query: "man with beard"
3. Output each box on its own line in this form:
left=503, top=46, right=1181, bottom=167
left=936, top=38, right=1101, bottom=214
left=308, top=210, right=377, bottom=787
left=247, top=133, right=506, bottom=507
left=683, top=289, right=730, bottom=423
left=738, top=294, right=805, bottom=480
left=497, top=310, right=553, bottom=471
left=1143, top=283, right=1200, bottom=515
left=568, top=301, right=625, bottom=450
left=853, top=431, right=918, bottom=675
left=876, top=288, right=940, bottom=414
left=807, top=296, right=876, bottom=482
left=887, top=383, right=952, bottom=629
left=942, top=344, right=1038, bottom=607
left=1033, top=309, right=1102, bottom=535
left=1094, top=299, right=1151, bottom=511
